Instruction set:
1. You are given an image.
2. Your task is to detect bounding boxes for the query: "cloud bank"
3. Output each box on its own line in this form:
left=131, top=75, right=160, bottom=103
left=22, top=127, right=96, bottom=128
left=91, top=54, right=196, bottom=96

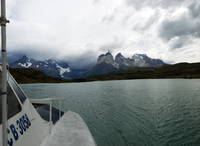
left=6, top=0, right=200, bottom=65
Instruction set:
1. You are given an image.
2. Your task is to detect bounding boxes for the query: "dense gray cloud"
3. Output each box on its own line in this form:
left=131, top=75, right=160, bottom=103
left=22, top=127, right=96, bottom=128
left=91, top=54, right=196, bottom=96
left=159, top=15, right=200, bottom=41
left=159, top=1, right=200, bottom=49
left=189, top=2, right=200, bottom=18
left=126, top=0, right=193, bottom=10
left=64, top=50, right=97, bottom=69
left=168, top=36, right=191, bottom=49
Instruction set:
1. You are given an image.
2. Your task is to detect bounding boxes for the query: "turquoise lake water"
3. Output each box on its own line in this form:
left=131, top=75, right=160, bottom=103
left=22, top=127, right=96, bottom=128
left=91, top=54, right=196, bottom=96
left=21, top=79, right=200, bottom=146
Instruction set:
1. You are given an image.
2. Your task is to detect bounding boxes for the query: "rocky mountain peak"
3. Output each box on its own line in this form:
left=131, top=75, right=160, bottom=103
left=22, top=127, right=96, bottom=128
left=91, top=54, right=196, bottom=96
left=115, top=53, right=124, bottom=58
left=115, top=53, right=127, bottom=64
left=105, top=51, right=112, bottom=56
left=132, top=53, right=165, bottom=67
left=96, top=52, right=165, bottom=69
left=97, top=52, right=115, bottom=65
left=132, top=54, right=147, bottom=59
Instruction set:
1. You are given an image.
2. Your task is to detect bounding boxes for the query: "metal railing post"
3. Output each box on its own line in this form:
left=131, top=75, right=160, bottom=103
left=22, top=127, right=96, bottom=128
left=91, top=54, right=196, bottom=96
left=59, top=100, right=61, bottom=120
left=49, top=101, right=52, bottom=133
left=1, top=0, right=9, bottom=145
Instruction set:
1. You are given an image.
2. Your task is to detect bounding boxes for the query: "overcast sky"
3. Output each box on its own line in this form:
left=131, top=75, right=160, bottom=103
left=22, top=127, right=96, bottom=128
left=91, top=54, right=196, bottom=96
left=6, top=0, right=200, bottom=64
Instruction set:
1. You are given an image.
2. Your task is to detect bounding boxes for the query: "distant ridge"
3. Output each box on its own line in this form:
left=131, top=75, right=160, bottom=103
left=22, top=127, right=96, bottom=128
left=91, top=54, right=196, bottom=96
left=9, top=62, right=200, bottom=83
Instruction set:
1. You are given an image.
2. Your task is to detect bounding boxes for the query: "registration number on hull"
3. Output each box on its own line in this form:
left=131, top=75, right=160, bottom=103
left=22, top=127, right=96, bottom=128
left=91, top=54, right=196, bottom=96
left=7, top=114, right=31, bottom=146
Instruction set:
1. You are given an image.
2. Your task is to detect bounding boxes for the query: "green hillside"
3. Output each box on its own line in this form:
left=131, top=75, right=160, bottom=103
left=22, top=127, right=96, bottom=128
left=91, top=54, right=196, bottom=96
left=85, top=63, right=200, bottom=81
left=9, top=68, right=66, bottom=84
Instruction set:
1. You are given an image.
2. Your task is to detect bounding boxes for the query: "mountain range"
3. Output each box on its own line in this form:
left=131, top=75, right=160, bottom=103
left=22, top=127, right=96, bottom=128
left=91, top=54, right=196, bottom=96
left=10, top=55, right=72, bottom=79
left=85, top=52, right=165, bottom=77
left=9, top=52, right=166, bottom=79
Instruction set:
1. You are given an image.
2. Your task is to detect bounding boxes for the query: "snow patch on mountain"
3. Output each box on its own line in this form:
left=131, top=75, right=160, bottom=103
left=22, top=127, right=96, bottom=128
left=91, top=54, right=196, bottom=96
left=56, top=64, right=71, bottom=78
left=18, top=62, right=32, bottom=68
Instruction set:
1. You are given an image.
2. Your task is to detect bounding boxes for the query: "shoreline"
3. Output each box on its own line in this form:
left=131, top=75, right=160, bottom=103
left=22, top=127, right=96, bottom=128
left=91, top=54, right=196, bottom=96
left=19, top=77, right=200, bottom=84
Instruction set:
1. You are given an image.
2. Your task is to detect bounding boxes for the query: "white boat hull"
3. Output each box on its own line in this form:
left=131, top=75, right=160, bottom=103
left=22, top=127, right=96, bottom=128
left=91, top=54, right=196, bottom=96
left=41, top=111, right=96, bottom=146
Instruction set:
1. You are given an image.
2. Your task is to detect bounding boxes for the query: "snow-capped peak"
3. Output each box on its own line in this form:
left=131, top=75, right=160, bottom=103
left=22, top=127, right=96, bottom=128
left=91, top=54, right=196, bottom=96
left=10, top=55, right=72, bottom=79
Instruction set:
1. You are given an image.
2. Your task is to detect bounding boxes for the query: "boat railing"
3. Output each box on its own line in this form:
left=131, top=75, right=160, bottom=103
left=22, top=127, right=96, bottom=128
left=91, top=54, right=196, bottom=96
left=30, top=98, right=64, bottom=133
left=7, top=71, right=28, bottom=104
